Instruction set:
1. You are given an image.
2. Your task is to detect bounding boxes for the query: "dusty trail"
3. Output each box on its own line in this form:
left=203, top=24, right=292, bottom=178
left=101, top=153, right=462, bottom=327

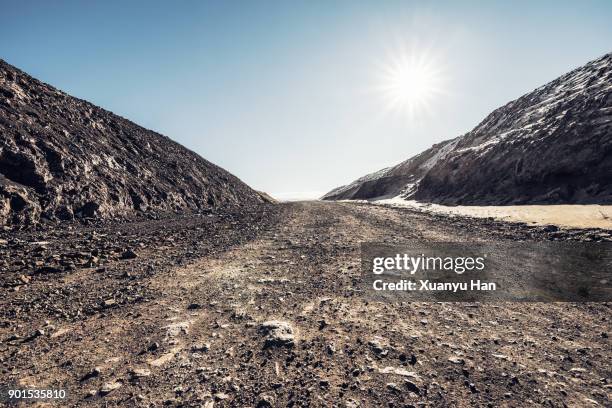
left=1, top=201, right=610, bottom=407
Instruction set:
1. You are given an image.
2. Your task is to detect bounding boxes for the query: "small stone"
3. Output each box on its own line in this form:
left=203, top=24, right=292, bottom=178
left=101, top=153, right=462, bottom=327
left=26, top=329, right=45, bottom=341
left=80, top=367, right=101, bottom=382
left=542, top=225, right=559, bottom=232
left=404, top=380, right=420, bottom=395
left=368, top=338, right=385, bottom=354
left=448, top=356, right=465, bottom=365
left=191, top=343, right=210, bottom=353
left=386, top=382, right=401, bottom=392
left=129, top=368, right=151, bottom=378
left=214, top=392, right=230, bottom=401
left=86, top=256, right=99, bottom=267
left=467, top=382, right=479, bottom=393
left=259, top=320, right=295, bottom=348
left=34, top=266, right=62, bottom=274
left=344, top=399, right=360, bottom=408
left=378, top=367, right=420, bottom=379
left=256, top=393, right=275, bottom=407
left=100, top=381, right=122, bottom=395
left=187, top=303, right=202, bottom=310
left=120, top=249, right=138, bottom=260
left=103, top=299, right=116, bottom=308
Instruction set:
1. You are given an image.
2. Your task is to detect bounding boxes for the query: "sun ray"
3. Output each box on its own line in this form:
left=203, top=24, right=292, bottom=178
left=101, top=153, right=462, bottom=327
left=375, top=45, right=446, bottom=119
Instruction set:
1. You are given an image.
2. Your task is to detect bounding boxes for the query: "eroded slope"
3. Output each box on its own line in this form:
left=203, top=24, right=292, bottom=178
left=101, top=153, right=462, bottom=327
left=0, top=60, right=265, bottom=226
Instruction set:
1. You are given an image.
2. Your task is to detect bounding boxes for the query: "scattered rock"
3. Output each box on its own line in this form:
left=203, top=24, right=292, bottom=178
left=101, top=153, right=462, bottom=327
left=368, top=338, right=386, bottom=354
left=214, top=392, right=230, bottom=401
left=191, top=343, right=210, bottom=353
left=187, top=303, right=202, bottom=310
left=343, top=399, right=360, bottom=408
left=386, top=382, right=401, bottom=393
left=147, top=342, right=160, bottom=352
left=102, top=299, right=117, bottom=308
left=163, top=321, right=191, bottom=338
left=468, top=382, right=479, bottom=393
left=34, top=266, right=62, bottom=274
left=448, top=356, right=465, bottom=365
left=121, top=249, right=138, bottom=260
left=80, top=367, right=101, bottom=382
left=100, top=381, right=122, bottom=395
left=23, top=329, right=45, bottom=342
left=404, top=380, right=421, bottom=395
left=257, top=392, right=276, bottom=407
left=259, top=320, right=296, bottom=348
left=129, top=368, right=152, bottom=379
left=378, top=367, right=420, bottom=380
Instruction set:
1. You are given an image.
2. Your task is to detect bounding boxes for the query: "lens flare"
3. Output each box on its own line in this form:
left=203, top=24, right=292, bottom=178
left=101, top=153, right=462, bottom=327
left=377, top=48, right=445, bottom=118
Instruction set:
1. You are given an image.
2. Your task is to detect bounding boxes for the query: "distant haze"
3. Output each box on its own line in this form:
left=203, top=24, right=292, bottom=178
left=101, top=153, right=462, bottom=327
left=272, top=192, right=326, bottom=202
left=2, top=1, right=611, bottom=199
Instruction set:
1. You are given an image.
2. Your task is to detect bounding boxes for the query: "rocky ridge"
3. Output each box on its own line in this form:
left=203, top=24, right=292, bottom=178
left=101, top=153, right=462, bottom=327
left=0, top=59, right=266, bottom=227
left=323, top=53, right=612, bottom=204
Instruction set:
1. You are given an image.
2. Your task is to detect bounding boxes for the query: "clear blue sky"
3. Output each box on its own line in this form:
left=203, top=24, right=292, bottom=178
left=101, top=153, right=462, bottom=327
left=2, top=1, right=611, bottom=199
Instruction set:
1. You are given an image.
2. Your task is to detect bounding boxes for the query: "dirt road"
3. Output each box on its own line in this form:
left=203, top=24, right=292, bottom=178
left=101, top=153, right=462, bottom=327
left=1, top=201, right=610, bottom=407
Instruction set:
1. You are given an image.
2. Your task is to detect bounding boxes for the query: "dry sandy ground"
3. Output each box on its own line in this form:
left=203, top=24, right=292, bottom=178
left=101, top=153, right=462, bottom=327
left=376, top=198, right=612, bottom=230
left=1, top=201, right=610, bottom=407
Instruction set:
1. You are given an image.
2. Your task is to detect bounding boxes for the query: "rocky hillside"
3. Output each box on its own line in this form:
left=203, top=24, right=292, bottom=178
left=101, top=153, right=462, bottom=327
left=0, top=59, right=266, bottom=226
left=323, top=53, right=612, bottom=205
left=322, top=138, right=459, bottom=200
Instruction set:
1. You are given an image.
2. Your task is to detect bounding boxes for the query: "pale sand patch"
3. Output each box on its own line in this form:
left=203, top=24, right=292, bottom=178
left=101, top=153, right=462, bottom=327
left=375, top=198, right=612, bottom=229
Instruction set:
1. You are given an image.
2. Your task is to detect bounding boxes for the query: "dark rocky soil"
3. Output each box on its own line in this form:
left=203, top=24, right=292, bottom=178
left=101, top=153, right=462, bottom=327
left=0, top=59, right=266, bottom=227
left=323, top=53, right=612, bottom=205
left=1, top=201, right=610, bottom=407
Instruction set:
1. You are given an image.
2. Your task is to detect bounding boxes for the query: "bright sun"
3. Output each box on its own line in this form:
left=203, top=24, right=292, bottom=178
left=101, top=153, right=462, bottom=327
left=378, top=50, right=444, bottom=118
